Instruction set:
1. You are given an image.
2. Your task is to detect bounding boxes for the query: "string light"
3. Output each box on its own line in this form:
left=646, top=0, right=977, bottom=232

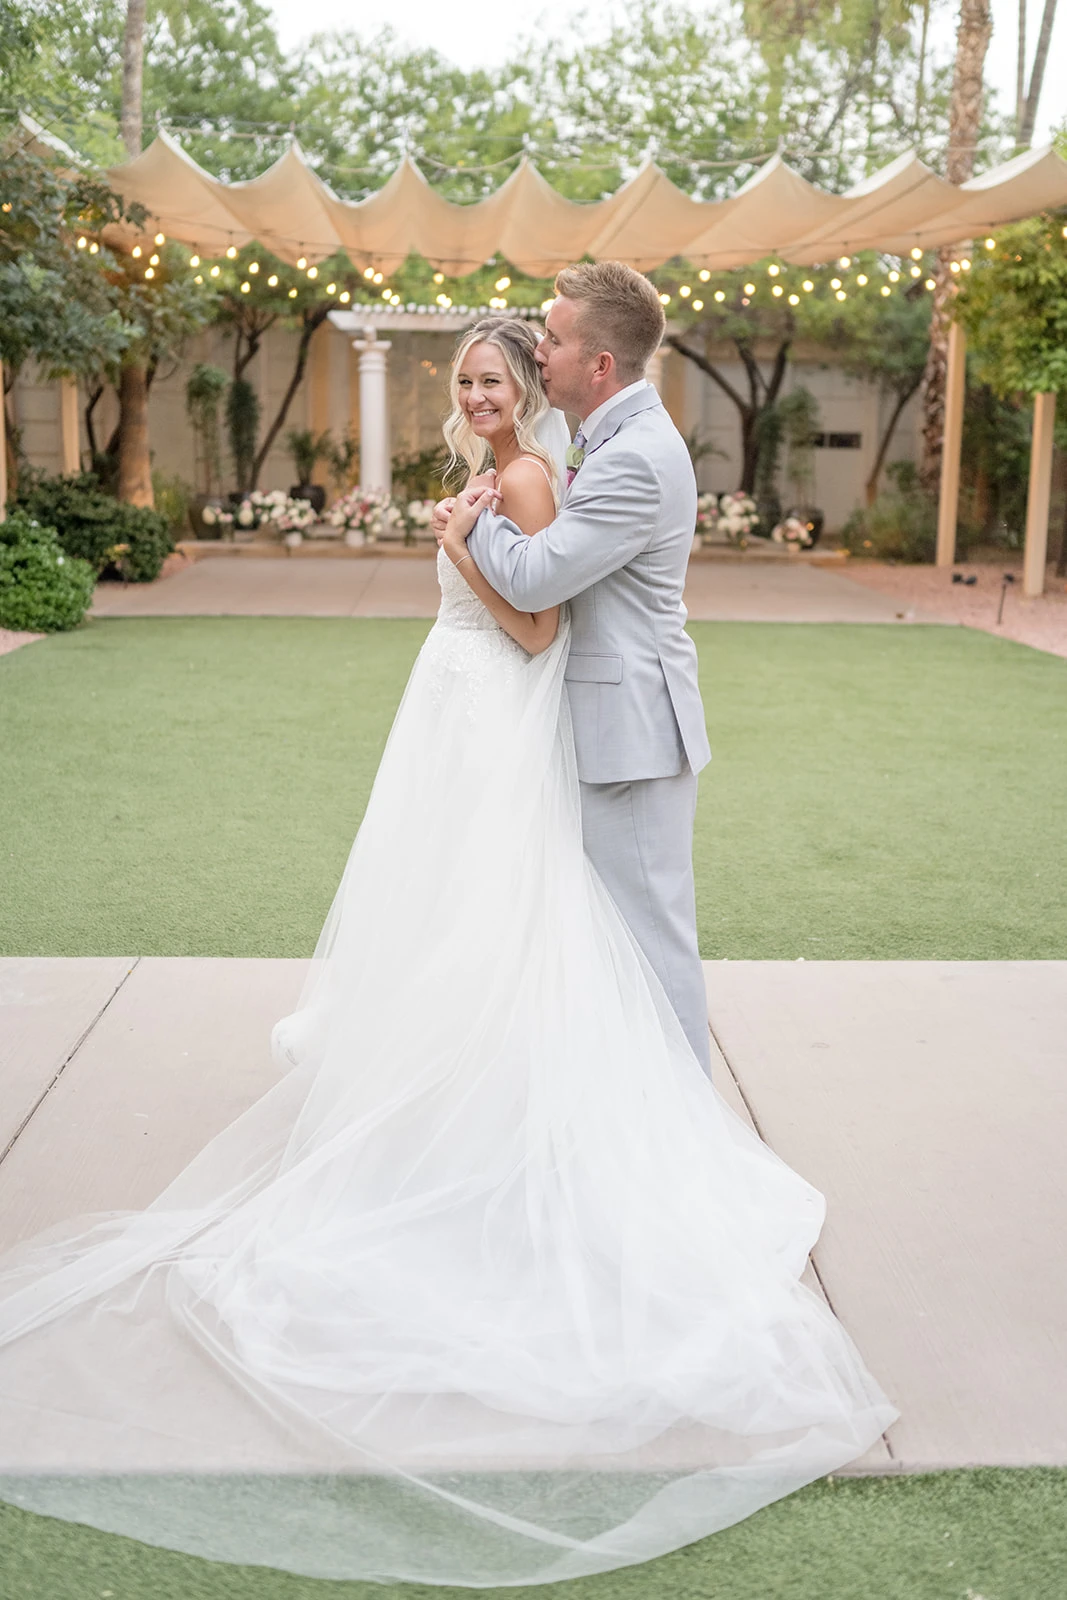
left=830, top=277, right=842, bottom=289
left=743, top=282, right=756, bottom=294
left=835, top=288, right=847, bottom=300
left=839, top=256, right=851, bottom=268
left=240, top=281, right=250, bottom=293
left=541, top=297, right=554, bottom=312
left=390, top=293, right=401, bottom=305
left=288, top=287, right=298, bottom=298
left=364, top=267, right=376, bottom=280
left=149, top=253, right=159, bottom=265
left=880, top=285, right=891, bottom=296
left=248, top=261, right=259, bottom=273
left=910, top=247, right=923, bottom=260
left=433, top=271, right=445, bottom=284
left=326, top=281, right=336, bottom=294
left=373, top=271, right=383, bottom=284
left=679, top=284, right=691, bottom=296
left=802, top=279, right=813, bottom=291
left=132, top=245, right=142, bottom=258
left=144, top=266, right=155, bottom=279
left=194, top=274, right=203, bottom=284
left=305, top=266, right=317, bottom=280
left=949, top=260, right=961, bottom=272
left=210, top=264, right=220, bottom=277
left=788, top=293, right=799, bottom=305
left=339, top=290, right=351, bottom=303
left=692, top=298, right=703, bottom=310
left=659, top=292, right=671, bottom=304
left=925, top=277, right=936, bottom=289
left=225, top=244, right=237, bottom=259
left=741, top=295, right=750, bottom=305
left=88, top=242, right=99, bottom=254
left=713, top=289, right=725, bottom=302
left=189, top=253, right=200, bottom=267
left=154, top=232, right=165, bottom=245
left=985, top=237, right=997, bottom=249
left=767, top=263, right=780, bottom=276
left=856, top=273, right=868, bottom=285
left=888, top=270, right=900, bottom=282
left=960, top=257, right=971, bottom=270
left=296, top=255, right=307, bottom=269
left=77, top=235, right=87, bottom=249
left=494, top=275, right=511, bottom=290
left=698, top=269, right=710, bottom=281
left=267, top=273, right=278, bottom=286
left=771, top=284, right=783, bottom=296
left=910, top=264, right=922, bottom=277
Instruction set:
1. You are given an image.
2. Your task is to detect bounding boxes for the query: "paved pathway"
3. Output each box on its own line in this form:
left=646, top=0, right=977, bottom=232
left=91, top=553, right=943, bottom=624
left=2, top=955, right=1063, bottom=1474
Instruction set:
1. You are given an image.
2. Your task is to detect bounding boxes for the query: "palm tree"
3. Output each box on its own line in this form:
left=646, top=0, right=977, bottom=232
left=918, top=0, right=992, bottom=494
left=117, top=0, right=153, bottom=507
left=1016, top=0, right=1059, bottom=149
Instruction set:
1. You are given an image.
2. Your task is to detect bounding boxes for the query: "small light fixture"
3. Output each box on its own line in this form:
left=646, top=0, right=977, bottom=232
left=339, top=291, right=351, bottom=303
left=713, top=289, right=725, bottom=302
left=149, top=253, right=159, bottom=265
left=154, top=232, right=165, bottom=245
left=910, top=247, right=923, bottom=260
left=144, top=266, right=155, bottom=279
left=541, top=298, right=554, bottom=312
left=830, top=277, right=842, bottom=289
left=679, top=284, right=691, bottom=296
left=788, top=293, right=799, bottom=305
left=743, top=282, right=755, bottom=295
left=494, top=275, right=510, bottom=290
left=802, top=279, right=813, bottom=292
left=949, top=260, right=961, bottom=273
left=88, top=242, right=99, bottom=254
left=248, top=261, right=259, bottom=274
left=77, top=236, right=87, bottom=249
left=132, top=245, right=142, bottom=258
left=985, top=237, right=996, bottom=249
left=698, top=269, right=710, bottom=281
left=210, top=264, right=221, bottom=277
left=771, top=284, right=783, bottom=297
left=839, top=256, right=851, bottom=268
left=856, top=273, right=868, bottom=286
left=326, top=282, right=336, bottom=294
left=433, top=271, right=445, bottom=284
left=189, top=253, right=200, bottom=268
left=382, top=287, right=391, bottom=300
left=267, top=273, right=278, bottom=287
left=373, top=271, right=383, bottom=284
left=888, top=269, right=900, bottom=282
left=659, top=292, right=670, bottom=304
left=692, top=298, right=703, bottom=310
left=297, top=256, right=307, bottom=269
left=960, top=257, right=971, bottom=271
left=364, top=267, right=376, bottom=280
left=226, top=244, right=237, bottom=259
left=240, top=281, right=250, bottom=293
left=880, top=285, right=891, bottom=297
left=910, top=264, right=922, bottom=277
left=835, top=289, right=846, bottom=300
left=924, top=277, right=936, bottom=290
left=288, top=287, right=298, bottom=298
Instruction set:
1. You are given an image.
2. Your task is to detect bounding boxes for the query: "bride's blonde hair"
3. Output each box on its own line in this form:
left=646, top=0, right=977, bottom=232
left=443, top=318, right=558, bottom=502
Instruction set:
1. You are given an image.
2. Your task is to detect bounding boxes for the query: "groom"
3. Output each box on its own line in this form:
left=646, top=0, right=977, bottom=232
left=442, top=261, right=712, bottom=1075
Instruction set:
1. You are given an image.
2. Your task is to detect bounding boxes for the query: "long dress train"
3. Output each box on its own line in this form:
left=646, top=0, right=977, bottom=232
left=0, top=548, right=897, bottom=1587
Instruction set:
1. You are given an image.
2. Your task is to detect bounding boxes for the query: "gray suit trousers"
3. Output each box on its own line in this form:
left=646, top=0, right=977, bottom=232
left=579, top=768, right=712, bottom=1076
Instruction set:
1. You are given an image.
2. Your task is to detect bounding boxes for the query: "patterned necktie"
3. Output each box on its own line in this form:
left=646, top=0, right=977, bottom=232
left=566, top=428, right=587, bottom=489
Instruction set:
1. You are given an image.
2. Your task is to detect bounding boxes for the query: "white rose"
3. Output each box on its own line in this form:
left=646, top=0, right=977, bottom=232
left=238, top=506, right=254, bottom=526
left=202, top=505, right=217, bottom=525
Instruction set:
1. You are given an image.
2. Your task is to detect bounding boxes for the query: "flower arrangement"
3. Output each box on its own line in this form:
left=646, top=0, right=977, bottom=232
left=200, top=503, right=235, bottom=534
left=231, top=488, right=314, bottom=533
left=402, top=499, right=435, bottom=544
left=328, top=488, right=408, bottom=545
left=771, top=515, right=815, bottom=548
left=716, top=492, right=760, bottom=544
left=695, top=493, right=719, bottom=543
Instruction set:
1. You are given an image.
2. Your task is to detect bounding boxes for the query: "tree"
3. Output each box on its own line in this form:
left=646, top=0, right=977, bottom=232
left=918, top=0, right=993, bottom=493
left=1015, top=0, right=1060, bottom=149
left=0, top=148, right=137, bottom=495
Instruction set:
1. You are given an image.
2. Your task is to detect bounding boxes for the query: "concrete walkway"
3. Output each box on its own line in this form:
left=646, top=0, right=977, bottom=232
left=2, top=955, right=1063, bottom=1474
left=91, top=553, right=943, bottom=624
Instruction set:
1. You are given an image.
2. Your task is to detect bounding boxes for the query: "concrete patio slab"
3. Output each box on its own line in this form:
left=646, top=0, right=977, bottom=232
left=0, top=956, right=135, bottom=1155
left=704, top=960, right=1067, bottom=1471
left=91, top=553, right=943, bottom=623
left=0, top=957, right=305, bottom=1248
left=3, top=956, right=1061, bottom=1472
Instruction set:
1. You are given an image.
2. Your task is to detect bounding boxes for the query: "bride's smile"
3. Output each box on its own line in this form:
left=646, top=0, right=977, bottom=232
left=456, top=344, right=521, bottom=459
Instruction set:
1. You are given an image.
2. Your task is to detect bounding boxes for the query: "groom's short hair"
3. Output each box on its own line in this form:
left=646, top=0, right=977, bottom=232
left=553, top=261, right=666, bottom=382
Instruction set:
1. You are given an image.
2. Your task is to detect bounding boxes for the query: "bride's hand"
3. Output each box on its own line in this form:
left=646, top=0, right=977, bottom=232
left=444, top=485, right=501, bottom=547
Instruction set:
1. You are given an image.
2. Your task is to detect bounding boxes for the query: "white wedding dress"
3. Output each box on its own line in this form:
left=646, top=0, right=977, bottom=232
left=0, top=547, right=897, bottom=1587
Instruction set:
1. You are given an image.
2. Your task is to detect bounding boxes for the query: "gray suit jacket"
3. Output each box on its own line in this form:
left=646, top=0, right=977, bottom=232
left=467, top=385, right=711, bottom=784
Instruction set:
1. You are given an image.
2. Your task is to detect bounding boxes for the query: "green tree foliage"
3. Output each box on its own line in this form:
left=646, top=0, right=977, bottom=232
left=955, top=214, right=1067, bottom=397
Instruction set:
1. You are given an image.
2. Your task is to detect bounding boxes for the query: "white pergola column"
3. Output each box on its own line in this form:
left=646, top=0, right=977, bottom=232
left=935, top=320, right=967, bottom=568
left=1023, top=392, right=1056, bottom=599
left=59, top=377, right=80, bottom=474
left=353, top=331, right=392, bottom=494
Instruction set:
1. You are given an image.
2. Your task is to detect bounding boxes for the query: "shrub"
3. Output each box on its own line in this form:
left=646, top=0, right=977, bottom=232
left=151, top=470, right=193, bottom=538
left=840, top=463, right=937, bottom=562
left=13, top=472, right=174, bottom=582
left=0, top=510, right=95, bottom=632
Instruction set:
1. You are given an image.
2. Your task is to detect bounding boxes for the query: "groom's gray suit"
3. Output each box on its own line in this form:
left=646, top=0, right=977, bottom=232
left=468, top=381, right=713, bottom=1074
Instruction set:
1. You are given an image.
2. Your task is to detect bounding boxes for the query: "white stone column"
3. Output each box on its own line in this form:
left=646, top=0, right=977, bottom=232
left=935, top=320, right=966, bottom=568
left=1023, top=391, right=1056, bottom=599
left=59, top=377, right=80, bottom=474
left=353, top=331, right=392, bottom=494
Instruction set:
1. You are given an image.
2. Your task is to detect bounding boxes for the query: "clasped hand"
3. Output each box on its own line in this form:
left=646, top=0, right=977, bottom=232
left=433, top=471, right=501, bottom=552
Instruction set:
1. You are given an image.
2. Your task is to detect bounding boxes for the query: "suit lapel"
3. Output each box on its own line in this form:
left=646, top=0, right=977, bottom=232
left=583, top=385, right=663, bottom=459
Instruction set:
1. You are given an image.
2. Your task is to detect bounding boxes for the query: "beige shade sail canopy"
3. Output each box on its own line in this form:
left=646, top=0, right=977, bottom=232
left=106, top=130, right=1067, bottom=274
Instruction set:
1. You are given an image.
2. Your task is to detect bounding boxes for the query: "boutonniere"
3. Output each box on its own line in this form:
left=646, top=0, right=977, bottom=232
left=565, top=442, right=585, bottom=471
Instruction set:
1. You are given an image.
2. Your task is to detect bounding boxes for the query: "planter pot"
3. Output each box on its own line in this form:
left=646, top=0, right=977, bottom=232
left=284, top=531, right=303, bottom=549
left=189, top=495, right=231, bottom=540
left=290, top=482, right=326, bottom=515
left=784, top=506, right=824, bottom=548
left=343, top=528, right=365, bottom=548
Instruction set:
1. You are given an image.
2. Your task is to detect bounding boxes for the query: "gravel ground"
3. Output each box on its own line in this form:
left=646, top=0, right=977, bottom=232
left=0, top=628, right=45, bottom=657
left=842, top=560, right=1067, bottom=659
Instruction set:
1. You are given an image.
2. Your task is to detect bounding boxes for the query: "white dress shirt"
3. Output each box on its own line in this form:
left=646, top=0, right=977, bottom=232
left=579, top=379, right=654, bottom=439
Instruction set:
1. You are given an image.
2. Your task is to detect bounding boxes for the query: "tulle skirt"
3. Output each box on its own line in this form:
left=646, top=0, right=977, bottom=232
left=0, top=609, right=897, bottom=1586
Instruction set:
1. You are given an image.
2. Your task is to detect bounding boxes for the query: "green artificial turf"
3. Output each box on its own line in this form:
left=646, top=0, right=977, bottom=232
left=1, top=616, right=1065, bottom=959
left=3, top=1468, right=1065, bottom=1600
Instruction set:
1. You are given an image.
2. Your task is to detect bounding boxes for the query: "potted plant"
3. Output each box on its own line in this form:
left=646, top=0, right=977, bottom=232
left=285, top=428, right=332, bottom=515
left=185, top=363, right=229, bottom=537
left=226, top=378, right=261, bottom=501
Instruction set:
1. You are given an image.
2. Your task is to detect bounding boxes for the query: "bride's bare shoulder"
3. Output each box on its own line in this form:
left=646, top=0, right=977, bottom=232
left=497, top=457, right=556, bottom=537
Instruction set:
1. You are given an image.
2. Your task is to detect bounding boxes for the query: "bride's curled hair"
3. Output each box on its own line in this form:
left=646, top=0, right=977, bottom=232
left=443, top=318, right=558, bottom=502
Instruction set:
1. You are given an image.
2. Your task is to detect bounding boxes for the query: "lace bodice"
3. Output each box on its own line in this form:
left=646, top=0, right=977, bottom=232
left=435, top=545, right=502, bottom=632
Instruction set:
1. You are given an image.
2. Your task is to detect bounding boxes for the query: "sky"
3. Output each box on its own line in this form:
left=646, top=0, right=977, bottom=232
left=266, top=0, right=1066, bottom=148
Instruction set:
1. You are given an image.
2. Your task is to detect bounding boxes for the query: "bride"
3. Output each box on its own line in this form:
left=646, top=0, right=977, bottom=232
left=0, top=317, right=896, bottom=1588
